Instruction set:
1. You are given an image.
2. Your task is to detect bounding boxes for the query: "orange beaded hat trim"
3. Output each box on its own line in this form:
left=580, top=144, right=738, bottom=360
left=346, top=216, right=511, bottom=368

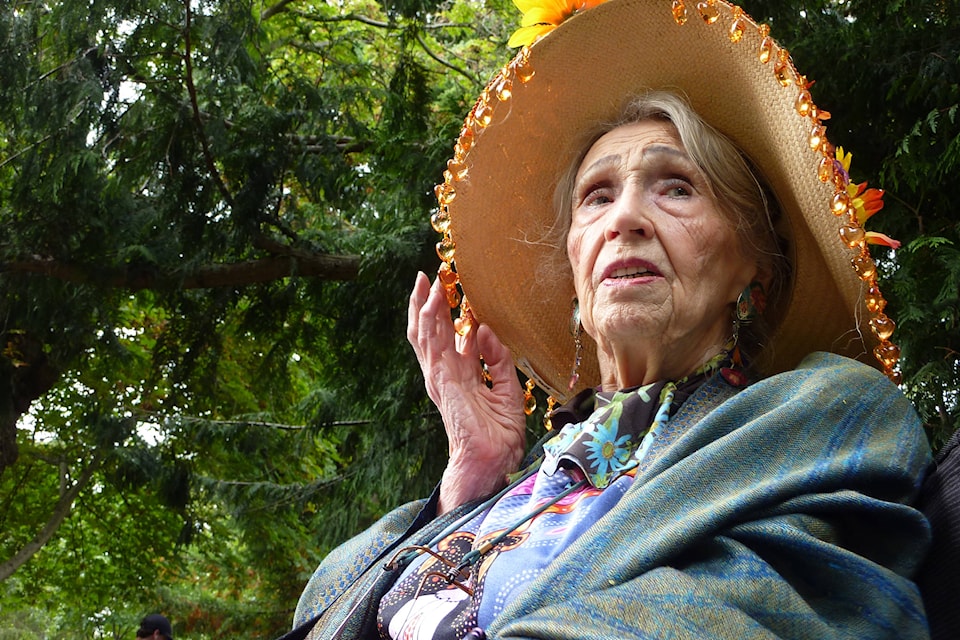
left=432, top=0, right=901, bottom=400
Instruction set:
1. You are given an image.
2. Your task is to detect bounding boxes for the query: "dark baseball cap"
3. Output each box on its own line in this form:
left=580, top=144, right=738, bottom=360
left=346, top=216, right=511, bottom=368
left=137, top=614, right=173, bottom=639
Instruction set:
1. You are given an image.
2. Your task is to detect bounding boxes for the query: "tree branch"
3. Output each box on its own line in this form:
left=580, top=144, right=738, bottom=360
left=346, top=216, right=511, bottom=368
left=290, top=10, right=392, bottom=29
left=2, top=252, right=361, bottom=290
left=415, top=32, right=481, bottom=85
left=261, top=0, right=300, bottom=21
left=289, top=10, right=469, bottom=31
left=0, top=452, right=104, bottom=581
left=183, top=0, right=235, bottom=208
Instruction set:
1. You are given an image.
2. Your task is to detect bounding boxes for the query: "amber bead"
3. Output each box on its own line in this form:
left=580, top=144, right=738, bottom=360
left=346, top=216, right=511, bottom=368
left=827, top=163, right=844, bottom=186
left=459, top=126, right=475, bottom=153
left=758, top=36, right=774, bottom=64
left=523, top=393, right=537, bottom=416
left=817, top=155, right=834, bottom=183
left=809, top=124, right=826, bottom=152
left=514, top=49, right=535, bottom=83
left=839, top=223, right=865, bottom=248
left=671, top=0, right=688, bottom=25
left=453, top=315, right=470, bottom=336
left=697, top=0, right=719, bottom=23
left=474, top=98, right=493, bottom=128
left=495, top=72, right=513, bottom=102
left=435, top=181, right=457, bottom=205
left=436, top=235, right=456, bottom=262
left=437, top=260, right=458, bottom=286
left=431, top=207, right=451, bottom=234
left=729, top=17, right=746, bottom=43
left=831, top=191, right=850, bottom=216
left=727, top=6, right=745, bottom=42
left=523, top=379, right=537, bottom=415
left=775, top=63, right=792, bottom=87
left=447, top=157, right=468, bottom=180
left=822, top=140, right=836, bottom=161
left=865, top=284, right=886, bottom=313
left=870, top=313, right=896, bottom=341
left=795, top=89, right=813, bottom=117
left=851, top=252, right=876, bottom=281
left=445, top=285, right=462, bottom=308
left=774, top=50, right=792, bottom=86
left=874, top=342, right=901, bottom=369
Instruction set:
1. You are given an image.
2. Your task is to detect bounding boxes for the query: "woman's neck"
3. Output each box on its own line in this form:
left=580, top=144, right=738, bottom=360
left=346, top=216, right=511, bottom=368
left=597, top=333, right=731, bottom=391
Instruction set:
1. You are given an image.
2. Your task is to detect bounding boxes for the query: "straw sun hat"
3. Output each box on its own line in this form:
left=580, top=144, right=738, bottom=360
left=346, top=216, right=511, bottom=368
left=431, top=0, right=901, bottom=401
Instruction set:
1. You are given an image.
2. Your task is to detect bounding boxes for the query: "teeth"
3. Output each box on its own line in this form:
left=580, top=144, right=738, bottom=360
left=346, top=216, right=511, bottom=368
left=611, top=267, right=652, bottom=278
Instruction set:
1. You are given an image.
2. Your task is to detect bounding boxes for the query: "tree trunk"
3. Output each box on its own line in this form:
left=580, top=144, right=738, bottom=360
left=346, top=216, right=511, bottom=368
left=0, top=332, right=61, bottom=476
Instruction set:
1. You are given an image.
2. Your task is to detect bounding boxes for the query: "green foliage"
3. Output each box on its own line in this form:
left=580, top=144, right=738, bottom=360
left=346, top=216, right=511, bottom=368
left=742, top=0, right=960, bottom=445
left=0, top=0, right=502, bottom=633
left=0, top=0, right=957, bottom=636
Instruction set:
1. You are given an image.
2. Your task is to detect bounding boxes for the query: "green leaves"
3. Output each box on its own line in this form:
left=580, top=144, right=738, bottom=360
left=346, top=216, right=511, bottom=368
left=2, top=0, right=485, bottom=633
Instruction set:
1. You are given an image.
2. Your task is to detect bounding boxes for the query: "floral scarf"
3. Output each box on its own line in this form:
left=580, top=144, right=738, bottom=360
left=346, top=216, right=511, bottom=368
left=541, top=349, right=739, bottom=488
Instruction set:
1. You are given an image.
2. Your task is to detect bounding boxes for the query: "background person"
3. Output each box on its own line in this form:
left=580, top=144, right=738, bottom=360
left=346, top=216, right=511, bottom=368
left=136, top=613, right=173, bottom=640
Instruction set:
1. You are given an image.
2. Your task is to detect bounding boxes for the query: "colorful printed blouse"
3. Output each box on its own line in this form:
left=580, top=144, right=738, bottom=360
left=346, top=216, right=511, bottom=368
left=376, top=357, right=737, bottom=639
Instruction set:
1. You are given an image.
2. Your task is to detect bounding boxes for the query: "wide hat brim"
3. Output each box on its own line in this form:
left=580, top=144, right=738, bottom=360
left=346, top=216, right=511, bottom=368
left=443, top=0, right=888, bottom=400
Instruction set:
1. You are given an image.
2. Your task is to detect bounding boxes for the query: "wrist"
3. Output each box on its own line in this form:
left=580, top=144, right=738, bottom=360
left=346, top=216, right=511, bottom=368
left=438, top=459, right=513, bottom=515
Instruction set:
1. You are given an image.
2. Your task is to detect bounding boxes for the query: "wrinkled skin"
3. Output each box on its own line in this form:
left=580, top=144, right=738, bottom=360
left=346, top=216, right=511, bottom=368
left=407, top=120, right=760, bottom=513
left=407, top=273, right=525, bottom=514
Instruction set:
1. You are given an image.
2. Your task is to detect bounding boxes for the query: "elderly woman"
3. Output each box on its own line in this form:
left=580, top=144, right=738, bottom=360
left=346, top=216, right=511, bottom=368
left=286, top=1, right=931, bottom=639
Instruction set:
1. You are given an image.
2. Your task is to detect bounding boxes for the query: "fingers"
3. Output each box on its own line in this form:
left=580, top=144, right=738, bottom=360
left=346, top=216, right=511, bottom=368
left=406, top=271, right=431, bottom=352
left=406, top=273, right=450, bottom=351
left=408, top=272, right=517, bottom=395
left=407, top=273, right=467, bottom=369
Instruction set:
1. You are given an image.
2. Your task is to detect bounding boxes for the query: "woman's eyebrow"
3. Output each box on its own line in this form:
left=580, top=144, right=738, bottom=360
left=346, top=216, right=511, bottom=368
left=578, top=153, right=620, bottom=178
left=580, top=144, right=693, bottom=175
left=641, top=144, right=694, bottom=164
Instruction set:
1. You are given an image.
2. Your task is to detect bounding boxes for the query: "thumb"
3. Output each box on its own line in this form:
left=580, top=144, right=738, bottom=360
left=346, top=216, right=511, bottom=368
left=477, top=324, right=517, bottom=388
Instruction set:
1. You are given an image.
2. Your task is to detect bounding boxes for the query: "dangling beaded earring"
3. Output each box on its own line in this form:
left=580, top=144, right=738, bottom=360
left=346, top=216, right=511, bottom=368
left=735, top=281, right=767, bottom=324
left=569, top=298, right=583, bottom=391
left=733, top=282, right=766, bottom=365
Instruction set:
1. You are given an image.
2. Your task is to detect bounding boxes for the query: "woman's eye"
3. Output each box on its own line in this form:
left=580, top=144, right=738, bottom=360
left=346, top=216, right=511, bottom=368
left=579, top=186, right=613, bottom=207
left=663, top=178, right=693, bottom=198
left=586, top=193, right=612, bottom=206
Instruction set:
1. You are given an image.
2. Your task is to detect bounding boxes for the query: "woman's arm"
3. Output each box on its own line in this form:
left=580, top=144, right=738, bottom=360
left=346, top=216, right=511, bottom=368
left=407, top=271, right=527, bottom=514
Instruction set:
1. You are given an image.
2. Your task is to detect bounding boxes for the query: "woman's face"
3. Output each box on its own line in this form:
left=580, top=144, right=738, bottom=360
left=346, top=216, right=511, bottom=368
left=566, top=119, right=758, bottom=381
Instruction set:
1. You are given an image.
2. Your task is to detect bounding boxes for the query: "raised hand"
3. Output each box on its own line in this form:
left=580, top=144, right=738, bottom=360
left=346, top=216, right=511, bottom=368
left=407, top=271, right=526, bottom=514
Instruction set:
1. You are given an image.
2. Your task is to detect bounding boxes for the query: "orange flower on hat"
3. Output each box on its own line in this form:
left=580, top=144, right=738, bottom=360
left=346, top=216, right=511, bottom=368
left=835, top=147, right=900, bottom=250
left=508, top=0, right=608, bottom=47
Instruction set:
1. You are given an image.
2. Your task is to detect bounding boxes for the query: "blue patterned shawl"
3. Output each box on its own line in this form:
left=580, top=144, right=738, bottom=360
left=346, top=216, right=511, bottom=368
left=289, top=353, right=932, bottom=640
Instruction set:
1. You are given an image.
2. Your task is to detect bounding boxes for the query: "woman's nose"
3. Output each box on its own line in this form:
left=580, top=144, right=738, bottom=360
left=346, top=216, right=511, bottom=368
left=603, top=189, right=654, bottom=241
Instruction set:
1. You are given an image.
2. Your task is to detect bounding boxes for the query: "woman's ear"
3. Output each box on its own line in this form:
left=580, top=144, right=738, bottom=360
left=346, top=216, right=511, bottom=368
left=753, top=264, right=774, bottom=296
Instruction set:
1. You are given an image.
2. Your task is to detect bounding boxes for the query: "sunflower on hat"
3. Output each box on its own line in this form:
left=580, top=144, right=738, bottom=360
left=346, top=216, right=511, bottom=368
left=508, top=0, right=607, bottom=47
